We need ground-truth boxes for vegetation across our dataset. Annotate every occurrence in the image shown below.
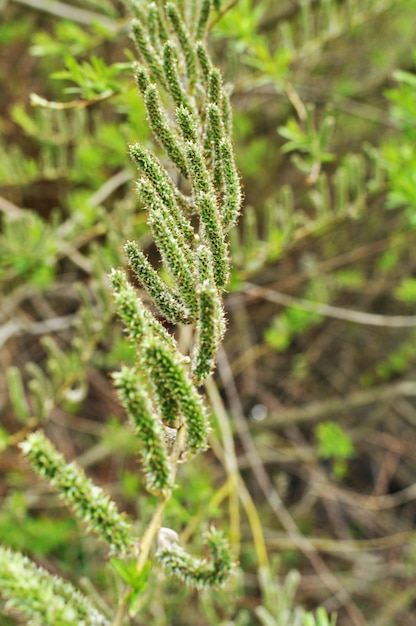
[1,0,416,624]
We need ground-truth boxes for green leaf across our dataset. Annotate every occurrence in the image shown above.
[127,561,152,616]
[110,559,152,616]
[394,277,416,303]
[110,558,137,585]
[315,422,355,461]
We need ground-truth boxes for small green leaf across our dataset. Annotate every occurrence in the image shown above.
[395,277,416,303]
[316,422,355,461]
[127,561,152,616]
[7,366,30,422]
[127,587,143,617]
[110,558,137,585]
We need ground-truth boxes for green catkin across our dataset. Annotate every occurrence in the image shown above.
[131,19,167,88]
[127,0,145,20]
[124,240,191,324]
[196,40,212,86]
[113,366,173,494]
[197,191,230,288]
[137,177,195,264]
[20,431,133,556]
[220,138,242,230]
[163,41,191,111]
[196,0,211,40]
[183,140,229,287]
[129,143,192,223]
[0,546,109,626]
[176,104,198,143]
[148,208,198,314]
[111,268,177,350]
[135,64,151,96]
[144,340,187,428]
[111,268,149,343]
[157,528,232,589]
[185,139,213,194]
[191,246,225,385]
[146,0,169,42]
[175,0,186,20]
[166,2,198,88]
[192,280,225,384]
[147,3,164,52]
[208,67,222,104]
[207,103,224,191]
[187,0,200,38]
[156,8,169,42]
[144,84,188,177]
[144,339,208,452]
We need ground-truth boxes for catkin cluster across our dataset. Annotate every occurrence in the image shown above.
[1,4,240,622]
[112,0,242,494]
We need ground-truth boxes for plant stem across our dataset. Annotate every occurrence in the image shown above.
[136,497,170,571]
[137,427,187,571]
[111,427,187,625]
[205,376,269,568]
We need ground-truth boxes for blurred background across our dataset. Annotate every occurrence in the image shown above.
[1,1,416,624]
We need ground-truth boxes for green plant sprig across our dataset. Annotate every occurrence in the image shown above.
[112,0,239,593]
[2,2,241,623]
[0,546,109,626]
[20,431,133,556]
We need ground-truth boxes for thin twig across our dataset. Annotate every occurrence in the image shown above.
[11,0,117,30]
[0,315,77,349]
[205,377,269,568]
[265,529,416,553]
[0,195,22,218]
[243,282,416,328]
[88,169,133,208]
[262,380,416,427]
[30,91,117,110]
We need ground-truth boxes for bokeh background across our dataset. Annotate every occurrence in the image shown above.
[2,1,416,624]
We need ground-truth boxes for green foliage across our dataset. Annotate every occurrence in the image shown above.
[316,422,355,460]
[303,608,337,626]
[20,431,134,556]
[278,107,335,182]
[49,55,131,99]
[315,422,355,479]
[265,307,322,352]
[255,565,336,626]
[383,50,416,226]
[110,558,152,615]
[31,21,101,58]
[395,277,416,303]
[6,367,31,422]
[0,211,58,286]
[372,334,416,382]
